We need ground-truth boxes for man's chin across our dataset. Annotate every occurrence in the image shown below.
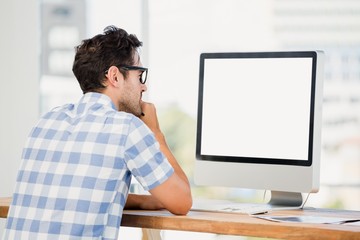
[133,111,142,118]
[125,109,142,118]
[118,104,142,117]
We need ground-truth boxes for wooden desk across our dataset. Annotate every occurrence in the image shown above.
[0,197,10,219]
[1,197,360,239]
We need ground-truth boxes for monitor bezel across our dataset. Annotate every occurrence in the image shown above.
[196,51,319,167]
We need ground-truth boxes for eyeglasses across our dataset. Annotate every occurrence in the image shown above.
[105,65,148,84]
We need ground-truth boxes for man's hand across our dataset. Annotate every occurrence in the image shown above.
[139,101,161,136]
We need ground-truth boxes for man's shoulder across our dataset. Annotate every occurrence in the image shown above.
[38,102,146,133]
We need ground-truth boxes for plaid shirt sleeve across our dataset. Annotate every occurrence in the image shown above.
[124,116,174,191]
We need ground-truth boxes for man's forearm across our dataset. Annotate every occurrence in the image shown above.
[139,102,191,187]
[155,132,190,187]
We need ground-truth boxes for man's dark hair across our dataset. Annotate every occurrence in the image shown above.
[72,25,143,93]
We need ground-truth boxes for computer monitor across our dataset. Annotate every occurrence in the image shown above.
[195,51,324,207]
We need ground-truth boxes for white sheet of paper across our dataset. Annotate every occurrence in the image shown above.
[256,215,360,224]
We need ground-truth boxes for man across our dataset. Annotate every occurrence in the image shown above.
[3,25,192,239]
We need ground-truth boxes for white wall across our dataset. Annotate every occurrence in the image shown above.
[0,0,39,235]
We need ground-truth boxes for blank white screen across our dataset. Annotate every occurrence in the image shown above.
[201,57,313,160]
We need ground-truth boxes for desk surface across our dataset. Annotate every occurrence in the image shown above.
[1,197,360,240]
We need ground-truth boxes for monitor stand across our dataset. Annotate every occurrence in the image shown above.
[268,191,303,207]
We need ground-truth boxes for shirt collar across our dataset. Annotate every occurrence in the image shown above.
[81,92,117,111]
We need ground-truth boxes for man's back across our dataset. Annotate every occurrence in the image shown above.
[3,92,173,239]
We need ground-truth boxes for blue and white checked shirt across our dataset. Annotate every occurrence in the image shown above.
[3,92,174,240]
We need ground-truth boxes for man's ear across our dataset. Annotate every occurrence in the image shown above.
[106,66,123,87]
